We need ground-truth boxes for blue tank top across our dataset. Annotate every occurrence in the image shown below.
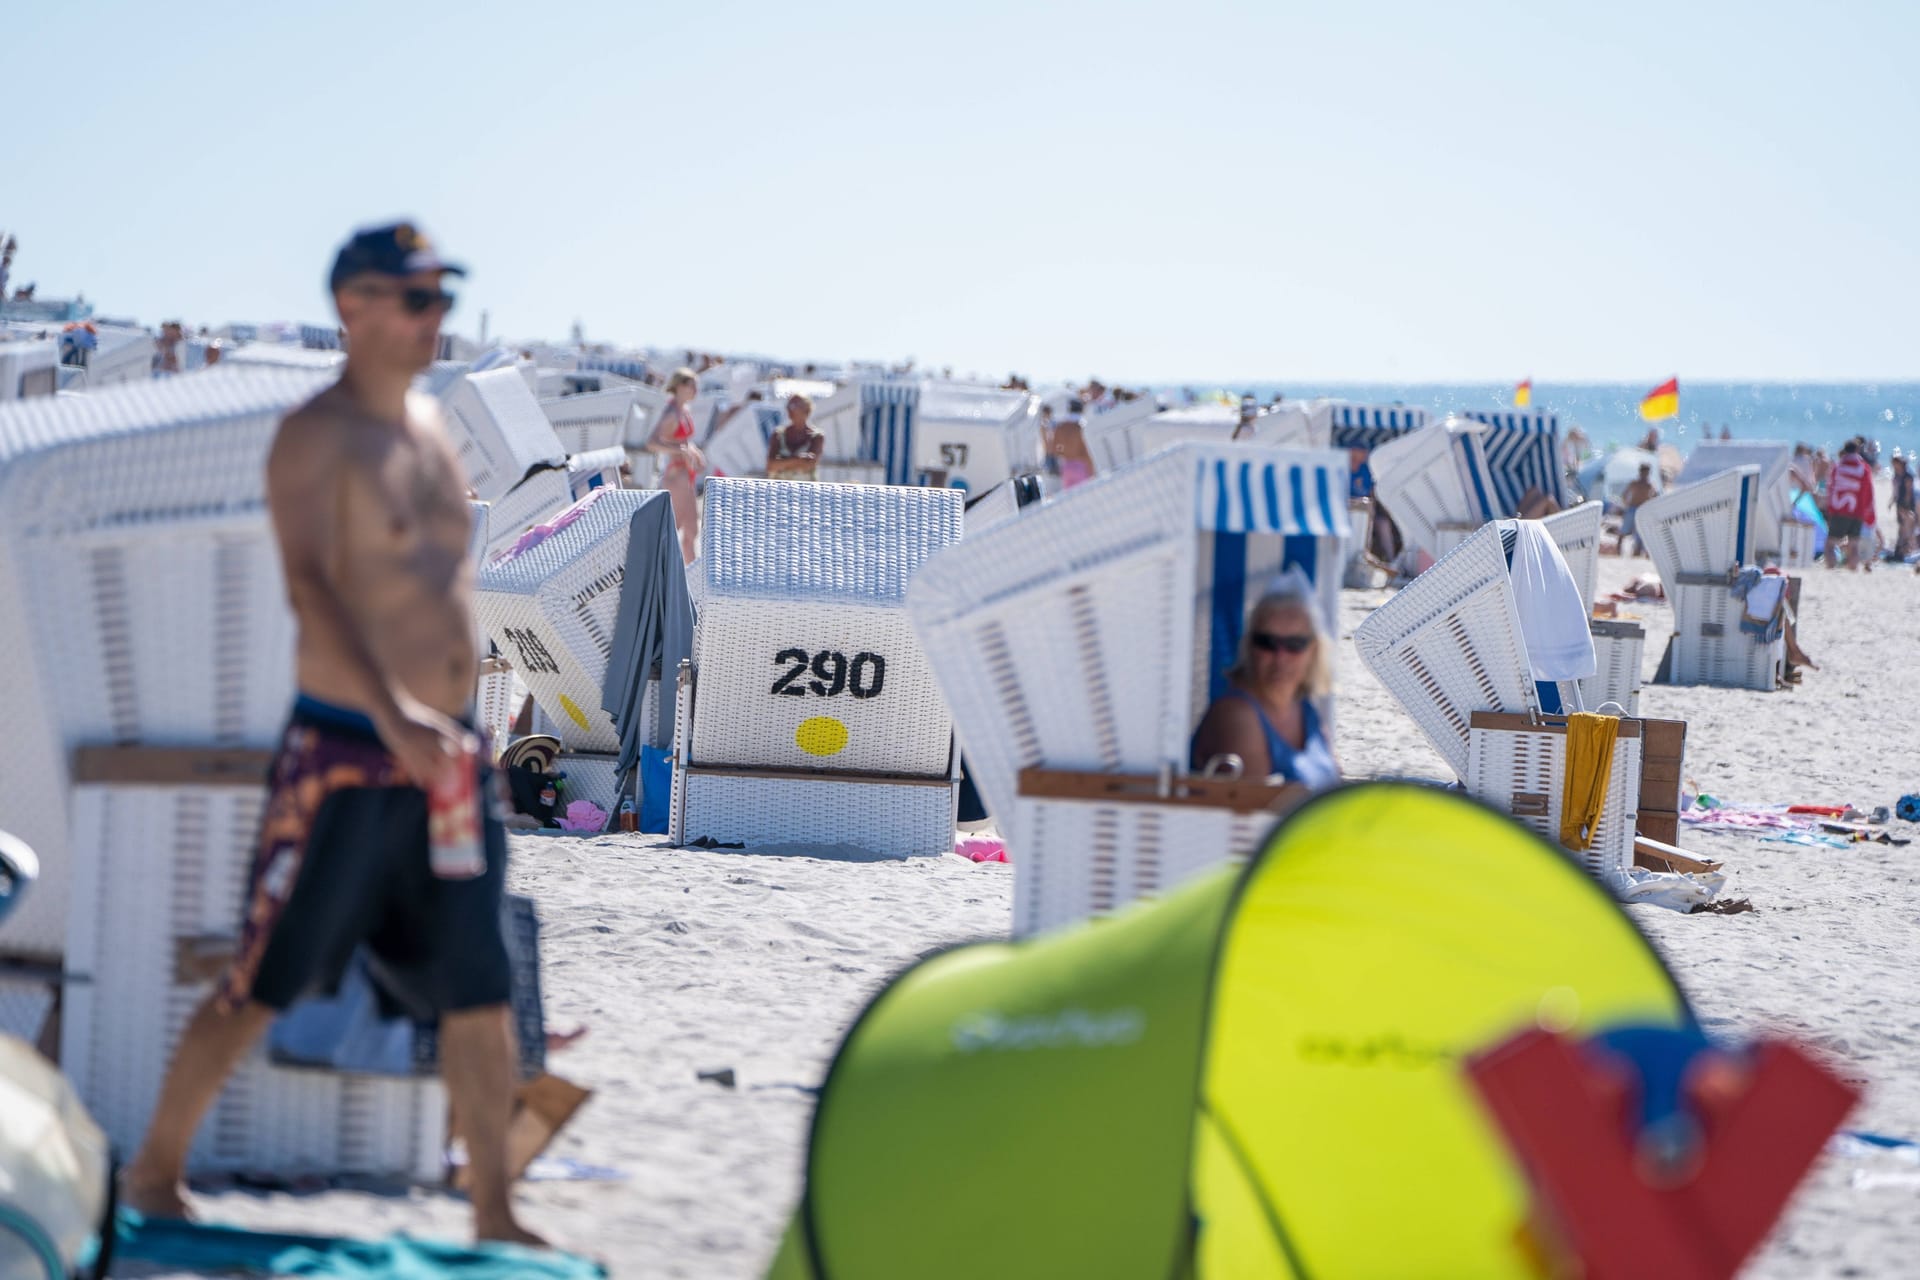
[1195,693,1340,789]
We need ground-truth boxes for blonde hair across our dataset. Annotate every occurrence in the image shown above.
[666,367,697,394]
[1227,590,1332,699]
[787,391,814,411]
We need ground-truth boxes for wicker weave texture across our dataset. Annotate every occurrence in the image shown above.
[477,491,661,754]
[539,387,633,455]
[679,771,955,857]
[480,470,574,561]
[1009,797,1271,938]
[696,479,964,605]
[442,367,565,503]
[1779,521,1816,569]
[689,600,952,777]
[1638,468,1756,584]
[0,372,330,962]
[1368,424,1477,560]
[1543,501,1605,606]
[1669,583,1783,690]
[1353,525,1538,781]
[62,783,445,1178]
[557,752,623,824]
[1466,725,1642,885]
[1580,627,1646,716]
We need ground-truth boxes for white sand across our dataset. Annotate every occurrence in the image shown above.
[151,557,1920,1277]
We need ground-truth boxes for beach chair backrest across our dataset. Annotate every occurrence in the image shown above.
[1367,418,1496,560]
[442,365,567,503]
[0,367,334,960]
[1540,500,1604,607]
[1635,465,1763,585]
[1317,400,1431,452]
[1462,409,1567,515]
[476,489,669,754]
[909,383,1044,493]
[480,468,574,561]
[1352,521,1539,780]
[538,386,634,456]
[908,443,1348,827]
[689,479,963,779]
[1675,440,1796,545]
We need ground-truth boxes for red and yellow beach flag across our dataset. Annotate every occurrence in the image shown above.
[1514,379,1532,408]
[1640,377,1679,422]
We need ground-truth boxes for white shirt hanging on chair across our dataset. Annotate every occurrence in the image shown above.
[1505,520,1597,682]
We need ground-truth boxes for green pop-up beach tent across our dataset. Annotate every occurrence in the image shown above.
[769,783,1692,1279]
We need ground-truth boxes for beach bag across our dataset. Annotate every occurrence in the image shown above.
[269,895,546,1081]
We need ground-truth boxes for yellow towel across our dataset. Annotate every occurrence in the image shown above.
[1560,712,1620,851]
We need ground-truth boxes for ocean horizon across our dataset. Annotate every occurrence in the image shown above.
[1160,381,1920,456]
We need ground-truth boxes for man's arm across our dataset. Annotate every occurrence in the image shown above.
[267,408,466,781]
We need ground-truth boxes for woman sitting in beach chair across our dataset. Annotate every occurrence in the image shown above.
[1189,586,1340,787]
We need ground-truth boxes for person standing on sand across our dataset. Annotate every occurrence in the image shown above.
[1618,463,1656,557]
[121,223,543,1248]
[1824,439,1875,571]
[648,367,706,563]
[1890,453,1916,558]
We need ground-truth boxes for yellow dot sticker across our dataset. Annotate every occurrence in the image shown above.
[795,716,849,757]
[558,694,592,732]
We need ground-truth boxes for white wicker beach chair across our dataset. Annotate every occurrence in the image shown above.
[1355,522,1642,882]
[0,340,60,401]
[566,446,627,499]
[962,473,1046,535]
[62,765,444,1179]
[0,368,331,963]
[1466,713,1643,886]
[1078,397,1166,474]
[1541,501,1646,715]
[700,402,786,480]
[1352,521,1540,780]
[475,489,672,755]
[1460,409,1571,516]
[441,366,567,503]
[539,386,634,456]
[1366,417,1497,563]
[1674,440,1798,560]
[670,479,964,856]
[480,468,574,561]
[1635,466,1783,690]
[908,444,1349,932]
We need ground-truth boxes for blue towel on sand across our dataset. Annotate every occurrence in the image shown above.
[114,1212,606,1278]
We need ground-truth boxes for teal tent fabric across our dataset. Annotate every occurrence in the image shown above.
[114,1212,606,1278]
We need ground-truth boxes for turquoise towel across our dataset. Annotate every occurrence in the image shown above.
[114,1212,606,1279]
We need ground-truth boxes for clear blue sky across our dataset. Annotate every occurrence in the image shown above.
[9,1,1917,383]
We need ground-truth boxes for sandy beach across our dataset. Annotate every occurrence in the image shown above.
[130,554,1920,1278]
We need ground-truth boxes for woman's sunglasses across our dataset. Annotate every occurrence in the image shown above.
[1250,631,1314,655]
[352,282,457,315]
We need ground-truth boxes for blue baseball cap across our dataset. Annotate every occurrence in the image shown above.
[328,221,466,292]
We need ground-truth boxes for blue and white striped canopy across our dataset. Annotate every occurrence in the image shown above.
[858,381,920,486]
[1197,455,1346,537]
[1328,403,1431,451]
[1461,410,1566,516]
[577,356,650,382]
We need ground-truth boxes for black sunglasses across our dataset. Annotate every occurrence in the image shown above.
[1250,630,1314,655]
[352,282,457,315]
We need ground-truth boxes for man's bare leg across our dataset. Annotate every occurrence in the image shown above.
[121,996,276,1217]
[441,1004,544,1245]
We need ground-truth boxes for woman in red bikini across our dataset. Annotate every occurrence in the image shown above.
[648,367,705,563]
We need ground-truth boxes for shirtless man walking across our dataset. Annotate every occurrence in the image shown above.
[122,223,540,1246]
